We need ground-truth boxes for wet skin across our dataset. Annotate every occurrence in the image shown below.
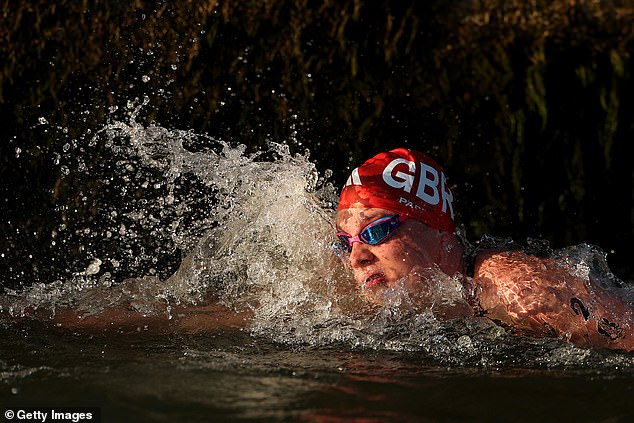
[31,295,253,334]
[335,207,445,292]
[337,208,634,350]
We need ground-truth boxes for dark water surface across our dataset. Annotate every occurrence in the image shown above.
[2,322,633,422]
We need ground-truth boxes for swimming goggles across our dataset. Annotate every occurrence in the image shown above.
[335,215,408,253]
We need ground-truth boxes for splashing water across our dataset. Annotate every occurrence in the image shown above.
[2,107,634,368]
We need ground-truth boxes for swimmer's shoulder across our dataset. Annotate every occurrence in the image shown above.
[471,248,634,351]
[473,249,548,281]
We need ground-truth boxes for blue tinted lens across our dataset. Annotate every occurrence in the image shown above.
[360,216,397,245]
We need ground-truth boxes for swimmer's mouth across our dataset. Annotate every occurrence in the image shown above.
[363,273,386,287]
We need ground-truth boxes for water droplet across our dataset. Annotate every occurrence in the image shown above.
[141,75,150,83]
[84,258,102,275]
[38,116,48,125]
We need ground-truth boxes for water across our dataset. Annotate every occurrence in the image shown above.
[2,108,634,421]
[3,323,634,422]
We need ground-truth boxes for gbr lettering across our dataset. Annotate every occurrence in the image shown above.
[382,158,455,219]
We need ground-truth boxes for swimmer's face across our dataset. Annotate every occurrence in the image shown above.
[336,207,444,297]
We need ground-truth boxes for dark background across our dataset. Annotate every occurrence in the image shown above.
[1,0,633,288]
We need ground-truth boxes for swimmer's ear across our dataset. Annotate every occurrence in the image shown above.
[437,231,450,258]
[439,231,454,251]
[438,231,464,274]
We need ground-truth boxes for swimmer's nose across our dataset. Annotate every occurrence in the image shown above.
[349,242,375,268]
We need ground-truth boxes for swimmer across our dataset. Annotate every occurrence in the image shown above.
[19,148,633,351]
[335,148,634,351]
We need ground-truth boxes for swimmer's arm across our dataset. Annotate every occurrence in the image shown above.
[45,301,253,334]
[473,250,634,350]
[170,302,254,333]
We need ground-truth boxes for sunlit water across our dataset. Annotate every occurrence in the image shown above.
[2,104,634,421]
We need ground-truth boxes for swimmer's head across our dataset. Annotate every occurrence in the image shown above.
[335,149,464,303]
[337,148,456,233]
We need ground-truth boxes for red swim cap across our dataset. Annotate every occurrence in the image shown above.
[338,148,456,233]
